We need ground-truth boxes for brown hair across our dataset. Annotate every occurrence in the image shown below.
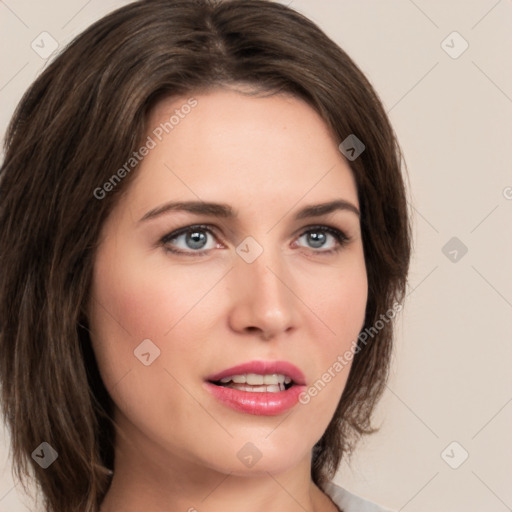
[0,0,410,510]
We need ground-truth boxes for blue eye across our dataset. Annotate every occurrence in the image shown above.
[161,225,218,255]
[160,224,348,257]
[295,226,348,253]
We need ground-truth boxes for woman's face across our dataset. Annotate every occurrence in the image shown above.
[89,88,367,478]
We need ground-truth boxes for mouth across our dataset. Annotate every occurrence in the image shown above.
[204,360,307,416]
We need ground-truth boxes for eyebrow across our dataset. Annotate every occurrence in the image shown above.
[139,199,360,222]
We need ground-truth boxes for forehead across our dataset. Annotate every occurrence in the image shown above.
[125,88,359,217]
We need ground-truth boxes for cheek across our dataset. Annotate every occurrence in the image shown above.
[315,253,368,345]
[87,240,227,391]
[296,265,367,428]
[87,245,207,432]
[305,252,368,394]
[90,243,216,342]
[87,240,174,388]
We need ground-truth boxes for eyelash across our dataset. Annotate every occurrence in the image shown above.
[160,224,350,257]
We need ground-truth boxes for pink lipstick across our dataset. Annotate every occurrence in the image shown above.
[204,360,306,416]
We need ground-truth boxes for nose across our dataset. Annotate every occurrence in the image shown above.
[227,247,300,340]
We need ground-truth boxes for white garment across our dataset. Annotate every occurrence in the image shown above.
[323,482,394,512]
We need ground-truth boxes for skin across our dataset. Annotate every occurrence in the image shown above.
[89,87,368,512]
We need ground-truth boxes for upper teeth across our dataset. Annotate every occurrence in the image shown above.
[219,373,292,385]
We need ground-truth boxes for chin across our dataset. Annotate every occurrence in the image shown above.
[193,432,313,477]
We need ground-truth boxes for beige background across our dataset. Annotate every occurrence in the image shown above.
[1,1,511,511]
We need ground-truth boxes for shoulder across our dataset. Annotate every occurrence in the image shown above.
[322,481,395,512]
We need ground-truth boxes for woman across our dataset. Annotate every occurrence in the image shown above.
[0,1,410,511]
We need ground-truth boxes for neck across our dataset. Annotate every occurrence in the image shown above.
[99,424,337,512]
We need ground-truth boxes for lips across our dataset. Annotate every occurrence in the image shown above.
[204,360,307,416]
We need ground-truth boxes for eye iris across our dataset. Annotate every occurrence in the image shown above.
[186,230,207,249]
[307,231,326,248]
